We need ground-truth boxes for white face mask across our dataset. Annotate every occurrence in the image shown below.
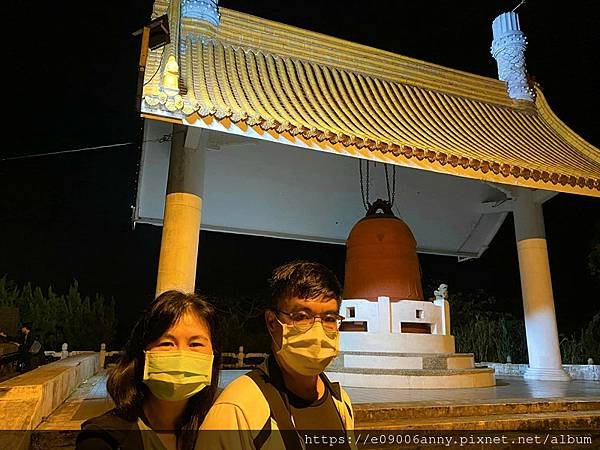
[273,319,339,376]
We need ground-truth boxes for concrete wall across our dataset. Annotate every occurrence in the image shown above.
[479,362,600,381]
[391,300,444,334]
[342,299,380,332]
[340,297,456,353]
[0,353,100,450]
[341,297,448,336]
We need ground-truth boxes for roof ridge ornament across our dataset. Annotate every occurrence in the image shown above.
[491,10,535,101]
[162,55,180,95]
[182,0,220,27]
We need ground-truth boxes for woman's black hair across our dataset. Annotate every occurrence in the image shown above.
[107,290,220,450]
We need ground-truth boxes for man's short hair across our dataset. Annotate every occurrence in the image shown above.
[269,260,342,310]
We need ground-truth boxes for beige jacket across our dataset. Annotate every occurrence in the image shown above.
[197,358,356,450]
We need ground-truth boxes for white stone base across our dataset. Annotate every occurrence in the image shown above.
[447,355,475,369]
[341,332,455,353]
[344,354,422,369]
[337,352,474,370]
[327,351,495,389]
[523,366,572,381]
[326,369,496,389]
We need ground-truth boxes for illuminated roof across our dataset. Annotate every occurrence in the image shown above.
[142,1,600,197]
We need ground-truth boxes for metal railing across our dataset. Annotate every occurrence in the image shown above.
[45,343,268,369]
[221,346,269,369]
[44,343,121,367]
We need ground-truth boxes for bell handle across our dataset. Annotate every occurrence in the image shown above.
[366,199,394,216]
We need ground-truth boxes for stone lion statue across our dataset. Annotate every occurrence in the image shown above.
[434,284,448,301]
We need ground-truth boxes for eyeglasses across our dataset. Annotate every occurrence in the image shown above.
[276,310,344,333]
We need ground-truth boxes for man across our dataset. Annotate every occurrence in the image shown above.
[17,322,34,372]
[199,261,355,450]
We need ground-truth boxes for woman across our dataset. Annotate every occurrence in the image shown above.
[77,291,220,450]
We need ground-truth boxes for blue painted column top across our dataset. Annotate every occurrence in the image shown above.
[491,11,534,101]
[182,0,220,27]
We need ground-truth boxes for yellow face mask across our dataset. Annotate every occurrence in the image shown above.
[274,320,339,376]
[142,350,213,401]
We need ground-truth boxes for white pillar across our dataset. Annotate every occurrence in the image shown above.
[61,343,69,360]
[237,346,244,369]
[513,189,570,381]
[156,125,206,297]
[377,296,391,333]
[433,299,451,335]
[99,343,106,368]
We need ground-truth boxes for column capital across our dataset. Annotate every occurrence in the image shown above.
[513,188,546,241]
[488,184,559,204]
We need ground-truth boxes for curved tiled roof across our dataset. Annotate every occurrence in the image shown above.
[142,1,600,197]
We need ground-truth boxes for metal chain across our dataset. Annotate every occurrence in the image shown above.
[359,159,366,210]
[359,159,371,211]
[366,161,370,208]
[392,164,396,206]
[384,164,397,207]
[361,160,397,210]
[384,164,391,204]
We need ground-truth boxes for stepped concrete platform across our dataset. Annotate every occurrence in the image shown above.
[9,369,600,449]
[0,354,99,450]
[327,351,496,388]
[355,398,600,430]
[330,351,477,370]
[346,373,600,437]
[35,371,600,425]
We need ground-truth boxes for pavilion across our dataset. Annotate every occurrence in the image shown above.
[135,0,600,382]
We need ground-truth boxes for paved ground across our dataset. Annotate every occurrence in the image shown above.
[222,370,600,403]
[36,370,600,430]
[343,375,600,404]
[36,372,113,431]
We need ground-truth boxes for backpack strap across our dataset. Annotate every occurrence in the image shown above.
[76,429,121,450]
[246,360,304,450]
[251,408,271,450]
[320,372,353,422]
[320,372,342,401]
[77,410,143,450]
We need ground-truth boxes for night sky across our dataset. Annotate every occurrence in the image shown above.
[2,1,598,347]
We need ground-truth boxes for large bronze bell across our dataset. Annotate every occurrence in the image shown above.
[343,199,424,301]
